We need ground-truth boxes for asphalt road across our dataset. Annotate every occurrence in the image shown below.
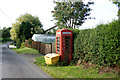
[1,42,53,79]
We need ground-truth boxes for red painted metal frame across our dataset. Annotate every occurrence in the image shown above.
[56,29,73,63]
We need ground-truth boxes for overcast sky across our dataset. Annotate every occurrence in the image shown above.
[0,0,118,30]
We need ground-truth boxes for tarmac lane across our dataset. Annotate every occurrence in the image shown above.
[1,42,53,79]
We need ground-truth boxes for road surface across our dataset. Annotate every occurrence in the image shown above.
[1,42,53,79]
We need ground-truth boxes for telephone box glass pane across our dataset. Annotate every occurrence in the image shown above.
[57,37,60,54]
[62,36,71,61]
[57,37,60,39]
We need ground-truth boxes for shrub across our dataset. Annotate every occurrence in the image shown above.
[20,42,26,49]
[74,20,120,66]
[16,39,22,49]
[28,38,32,45]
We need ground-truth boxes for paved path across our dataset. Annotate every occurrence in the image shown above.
[1,42,53,79]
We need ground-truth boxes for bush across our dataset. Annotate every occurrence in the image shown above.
[74,20,120,67]
[16,39,22,49]
[20,42,25,49]
[28,38,32,45]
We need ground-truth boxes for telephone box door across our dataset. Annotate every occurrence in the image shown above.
[62,36,71,62]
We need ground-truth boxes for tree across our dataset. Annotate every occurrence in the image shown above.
[10,13,43,41]
[52,1,94,29]
[18,21,33,42]
[0,29,2,38]
[10,22,20,40]
[17,13,43,34]
[2,27,11,38]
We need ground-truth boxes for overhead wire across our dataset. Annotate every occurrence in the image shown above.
[0,8,12,23]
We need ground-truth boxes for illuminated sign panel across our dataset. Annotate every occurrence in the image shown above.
[62,32,71,34]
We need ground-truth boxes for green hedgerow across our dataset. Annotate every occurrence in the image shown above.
[74,20,120,67]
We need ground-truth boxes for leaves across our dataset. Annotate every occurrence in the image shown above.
[74,20,120,66]
[52,1,94,29]
[1,27,11,38]
[10,13,43,41]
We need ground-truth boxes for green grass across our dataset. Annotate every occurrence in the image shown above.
[11,47,40,54]
[34,56,119,79]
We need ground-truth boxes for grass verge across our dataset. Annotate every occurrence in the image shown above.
[11,47,40,54]
[34,56,119,79]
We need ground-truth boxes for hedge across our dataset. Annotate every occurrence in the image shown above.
[74,20,120,67]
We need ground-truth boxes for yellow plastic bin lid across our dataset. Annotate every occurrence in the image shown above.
[45,53,60,58]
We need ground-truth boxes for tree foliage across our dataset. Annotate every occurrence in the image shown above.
[17,13,43,34]
[52,1,94,29]
[10,22,20,40]
[18,21,33,42]
[0,29,2,38]
[1,27,11,38]
[10,13,43,48]
[10,13,43,41]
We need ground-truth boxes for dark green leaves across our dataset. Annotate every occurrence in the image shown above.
[74,20,120,66]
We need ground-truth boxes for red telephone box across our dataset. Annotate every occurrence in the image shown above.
[56,29,73,63]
